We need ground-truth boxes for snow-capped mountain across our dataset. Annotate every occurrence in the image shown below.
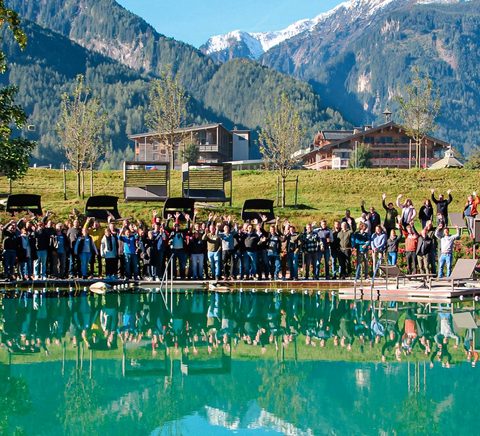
[200,0,468,62]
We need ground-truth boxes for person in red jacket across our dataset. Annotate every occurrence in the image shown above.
[399,221,419,275]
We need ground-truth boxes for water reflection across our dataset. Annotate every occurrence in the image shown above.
[1,289,480,434]
[1,289,478,368]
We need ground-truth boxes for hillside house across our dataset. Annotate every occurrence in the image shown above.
[129,124,251,168]
[302,122,450,170]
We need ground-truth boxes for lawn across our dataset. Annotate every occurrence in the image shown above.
[0,168,476,226]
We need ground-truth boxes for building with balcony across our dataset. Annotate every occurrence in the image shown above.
[129,124,251,168]
[302,122,450,170]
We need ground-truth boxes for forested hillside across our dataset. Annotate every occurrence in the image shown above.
[1,0,349,166]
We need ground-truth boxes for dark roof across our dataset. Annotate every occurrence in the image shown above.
[321,121,450,151]
[128,123,232,140]
[321,130,355,141]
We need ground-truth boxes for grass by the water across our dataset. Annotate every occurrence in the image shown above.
[0,168,476,226]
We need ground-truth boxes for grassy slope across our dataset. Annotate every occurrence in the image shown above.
[0,168,475,225]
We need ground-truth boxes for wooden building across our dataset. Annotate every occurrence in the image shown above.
[302,122,450,170]
[129,124,251,168]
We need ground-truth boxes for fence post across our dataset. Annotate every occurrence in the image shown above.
[294,176,299,208]
[8,178,12,195]
[63,165,67,201]
[81,168,85,200]
[90,163,94,197]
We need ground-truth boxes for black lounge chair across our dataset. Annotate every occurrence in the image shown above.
[6,194,42,215]
[85,195,121,221]
[241,199,275,223]
[162,197,195,221]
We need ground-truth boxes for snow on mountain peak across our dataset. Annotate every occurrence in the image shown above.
[201,0,467,61]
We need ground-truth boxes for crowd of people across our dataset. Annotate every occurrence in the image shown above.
[0,189,476,282]
[1,290,477,367]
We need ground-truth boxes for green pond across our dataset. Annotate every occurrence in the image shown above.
[0,289,478,435]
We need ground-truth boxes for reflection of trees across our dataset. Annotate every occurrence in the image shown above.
[256,363,309,431]
[0,365,31,434]
[397,393,439,435]
[59,370,105,435]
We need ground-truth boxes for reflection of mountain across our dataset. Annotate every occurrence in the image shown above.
[6,360,479,434]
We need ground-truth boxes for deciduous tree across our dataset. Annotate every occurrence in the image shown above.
[146,68,189,179]
[57,75,106,197]
[259,93,304,208]
[397,67,441,169]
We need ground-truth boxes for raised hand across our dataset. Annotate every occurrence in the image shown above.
[382,193,386,200]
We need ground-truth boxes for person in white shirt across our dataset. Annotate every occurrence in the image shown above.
[434,225,460,278]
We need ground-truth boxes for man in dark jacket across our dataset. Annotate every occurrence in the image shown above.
[431,189,453,226]
[382,193,398,236]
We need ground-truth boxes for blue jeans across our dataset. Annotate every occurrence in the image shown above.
[20,259,32,278]
[34,250,48,279]
[388,252,397,265]
[190,253,204,279]
[268,254,281,279]
[287,252,299,279]
[208,251,221,279]
[79,252,92,278]
[243,251,257,278]
[124,253,138,279]
[355,252,369,280]
[439,253,453,278]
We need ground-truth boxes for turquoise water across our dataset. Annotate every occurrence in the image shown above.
[1,290,478,435]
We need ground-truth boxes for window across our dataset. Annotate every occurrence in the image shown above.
[152,153,159,161]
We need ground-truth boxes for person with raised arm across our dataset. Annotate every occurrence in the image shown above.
[431,188,453,226]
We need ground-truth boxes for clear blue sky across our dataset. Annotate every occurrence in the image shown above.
[116,0,343,47]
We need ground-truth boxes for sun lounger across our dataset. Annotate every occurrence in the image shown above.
[428,258,478,291]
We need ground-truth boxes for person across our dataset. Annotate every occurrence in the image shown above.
[86,219,103,277]
[119,226,139,280]
[416,222,434,275]
[400,222,419,275]
[265,222,282,280]
[330,221,341,279]
[381,194,398,237]
[203,224,222,281]
[315,220,333,279]
[435,224,460,278]
[431,189,453,226]
[285,224,301,280]
[396,195,416,228]
[337,221,353,279]
[34,221,50,280]
[243,220,263,280]
[51,223,68,278]
[74,227,98,279]
[352,222,370,280]
[189,230,206,279]
[67,219,81,278]
[464,192,480,237]
[168,219,188,279]
[419,199,434,229]
[386,229,400,266]
[341,209,356,232]
[302,223,319,280]
[2,221,18,280]
[219,223,236,280]
[17,226,35,280]
[361,201,381,230]
[100,227,118,280]
[370,225,386,277]
[152,222,168,279]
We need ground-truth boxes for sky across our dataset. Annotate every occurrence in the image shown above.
[116,0,344,47]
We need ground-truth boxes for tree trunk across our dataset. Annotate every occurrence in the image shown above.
[90,163,94,196]
[281,176,286,208]
[76,170,81,198]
